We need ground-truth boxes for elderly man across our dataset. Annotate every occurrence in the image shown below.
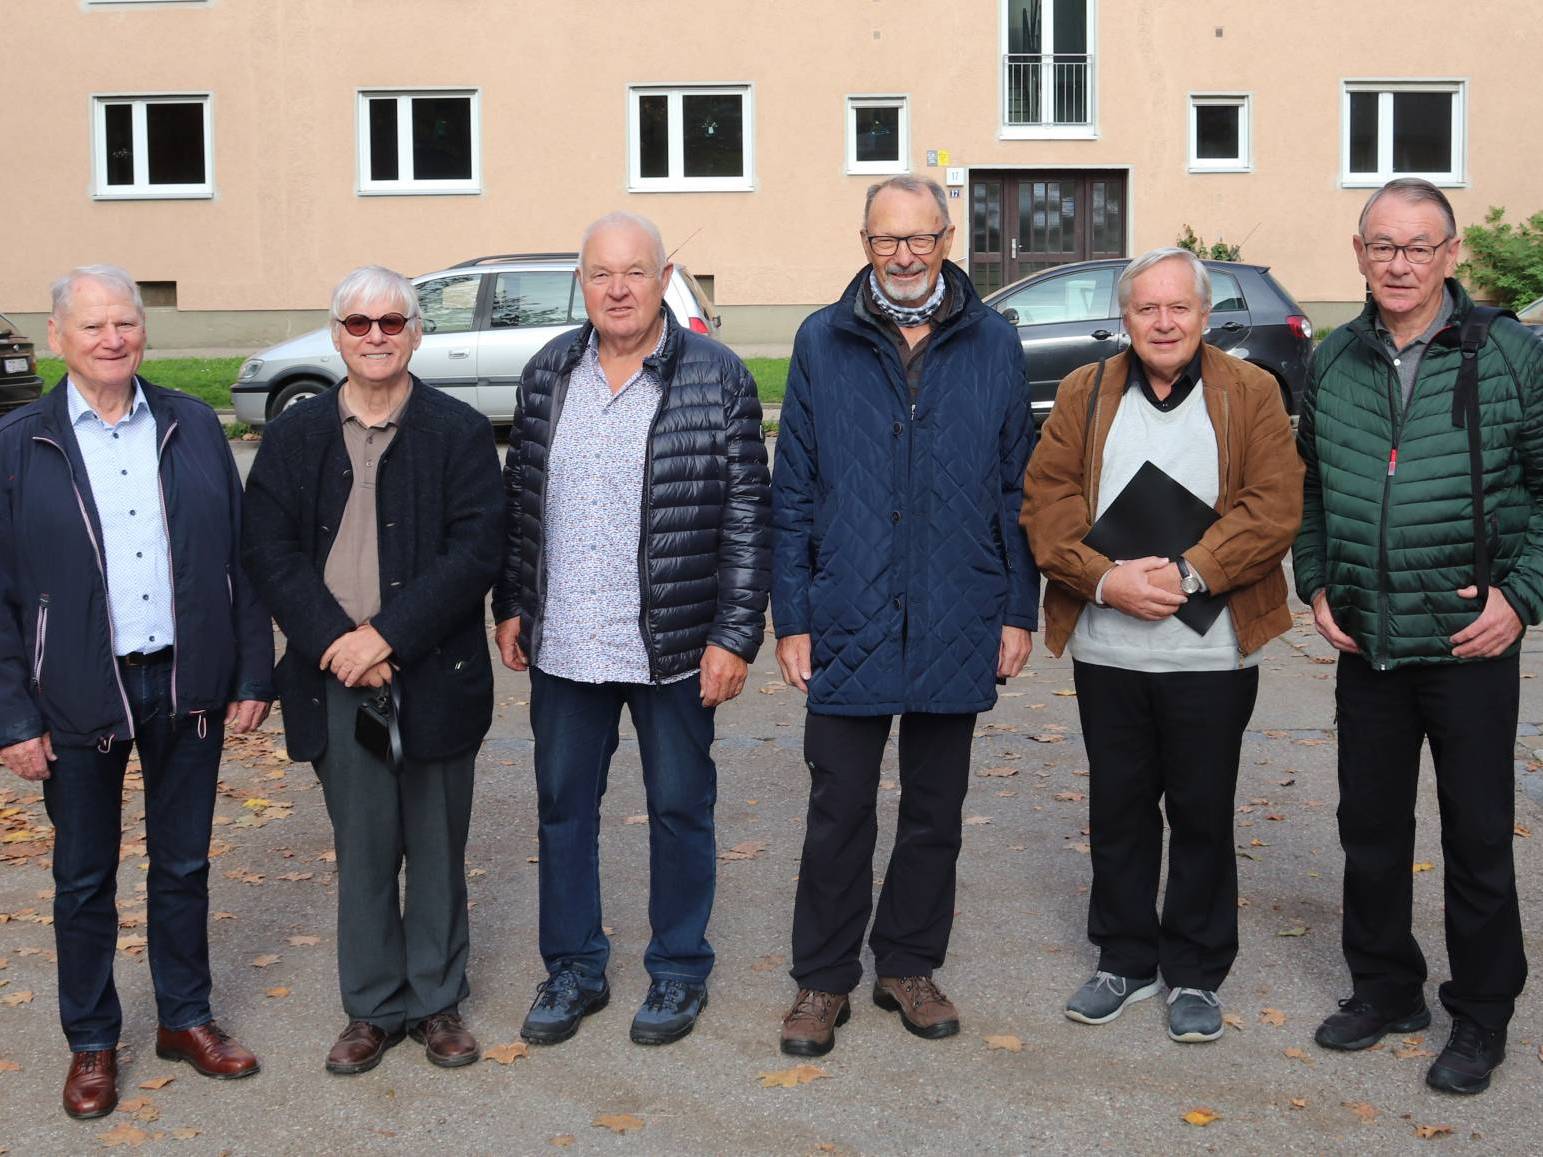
[1023,247,1302,1044]
[0,266,273,1117]
[242,266,503,1075]
[771,175,1037,1057]
[1295,179,1543,1094]
[492,212,769,1047]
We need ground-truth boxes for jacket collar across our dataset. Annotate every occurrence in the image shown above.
[1349,277,1473,344]
[829,260,986,346]
[557,306,684,385]
[41,373,175,443]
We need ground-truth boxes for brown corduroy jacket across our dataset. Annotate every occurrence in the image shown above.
[1020,345,1304,659]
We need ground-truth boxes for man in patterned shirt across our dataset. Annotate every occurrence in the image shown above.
[493,212,770,1047]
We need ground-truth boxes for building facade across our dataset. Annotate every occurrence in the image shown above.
[5,0,1540,346]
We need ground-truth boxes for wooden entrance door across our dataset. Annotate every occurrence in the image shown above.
[968,170,1127,296]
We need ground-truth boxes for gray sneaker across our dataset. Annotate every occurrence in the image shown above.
[1065,971,1162,1025]
[1167,987,1223,1042]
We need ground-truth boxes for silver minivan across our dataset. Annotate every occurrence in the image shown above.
[230,253,721,426]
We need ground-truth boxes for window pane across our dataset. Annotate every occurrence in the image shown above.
[1195,104,1240,160]
[638,95,669,178]
[1008,0,1042,54]
[490,272,573,329]
[1053,0,1087,54]
[369,98,399,182]
[1348,91,1378,174]
[854,105,900,163]
[145,102,204,185]
[1392,91,1452,173]
[411,97,472,181]
[1210,271,1246,312]
[998,268,1114,324]
[105,104,134,186]
[681,94,743,178]
[415,274,480,335]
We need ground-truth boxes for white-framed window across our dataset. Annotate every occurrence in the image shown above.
[1341,81,1465,187]
[1188,94,1250,172]
[1000,0,1097,139]
[628,85,753,192]
[357,90,481,195]
[92,94,212,199]
[846,96,909,175]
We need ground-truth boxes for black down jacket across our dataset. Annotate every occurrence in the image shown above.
[491,309,771,678]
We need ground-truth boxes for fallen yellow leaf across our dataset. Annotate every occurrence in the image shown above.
[1283,1047,1312,1064]
[0,1059,21,1072]
[98,1121,150,1148]
[1344,1100,1378,1123]
[0,991,33,1007]
[593,1113,645,1133]
[984,1034,1023,1052]
[550,1137,575,1149]
[759,1064,829,1088]
[136,1076,173,1090]
[286,935,320,947]
[1414,1124,1453,1139]
[1289,1097,1308,1110]
[1222,1012,1245,1032]
[170,1128,200,1141]
[1182,1108,1220,1127]
[265,987,291,999]
[484,1042,529,1065]
[251,954,281,968]
[1259,1008,1286,1026]
[1413,862,1435,873]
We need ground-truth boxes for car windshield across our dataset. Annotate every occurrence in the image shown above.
[1519,297,1543,324]
[0,312,13,337]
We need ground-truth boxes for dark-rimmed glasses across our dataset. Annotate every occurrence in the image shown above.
[1360,237,1452,265]
[863,230,948,257]
[336,312,411,336]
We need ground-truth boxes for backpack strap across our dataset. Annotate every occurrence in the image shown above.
[1450,305,1516,601]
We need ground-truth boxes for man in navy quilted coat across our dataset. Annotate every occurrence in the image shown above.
[772,176,1038,1056]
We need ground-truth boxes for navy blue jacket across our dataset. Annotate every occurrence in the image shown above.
[492,310,771,677]
[0,379,274,749]
[241,377,503,763]
[771,263,1039,715]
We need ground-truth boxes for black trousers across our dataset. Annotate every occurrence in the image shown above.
[1335,652,1527,1031]
[1074,660,1259,990]
[790,711,977,994]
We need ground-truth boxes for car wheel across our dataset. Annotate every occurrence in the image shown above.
[269,378,328,417]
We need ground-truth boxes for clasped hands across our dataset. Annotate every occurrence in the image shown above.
[320,623,394,687]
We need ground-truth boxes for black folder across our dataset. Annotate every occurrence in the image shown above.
[1082,460,1228,635]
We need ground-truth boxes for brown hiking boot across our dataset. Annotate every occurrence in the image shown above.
[780,989,851,1057]
[873,975,960,1039]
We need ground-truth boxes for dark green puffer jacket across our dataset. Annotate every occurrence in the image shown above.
[1293,280,1543,669]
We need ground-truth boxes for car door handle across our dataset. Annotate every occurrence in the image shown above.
[449,348,471,359]
[1221,321,1244,331]
[1091,329,1114,340]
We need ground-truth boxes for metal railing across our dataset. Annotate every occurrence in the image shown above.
[1003,54,1092,126]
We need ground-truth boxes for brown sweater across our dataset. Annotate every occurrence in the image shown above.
[1020,345,1304,658]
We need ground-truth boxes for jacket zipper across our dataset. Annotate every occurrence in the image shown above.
[156,420,181,716]
[33,436,136,739]
[530,346,582,663]
[32,595,49,688]
[636,376,668,682]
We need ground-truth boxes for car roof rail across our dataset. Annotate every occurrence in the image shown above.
[447,252,580,268]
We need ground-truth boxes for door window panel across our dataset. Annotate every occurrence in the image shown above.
[490,272,576,330]
[415,275,481,335]
[997,268,1116,325]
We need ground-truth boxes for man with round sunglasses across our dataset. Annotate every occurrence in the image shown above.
[242,266,504,1076]
[1295,178,1543,1094]
[771,176,1037,1055]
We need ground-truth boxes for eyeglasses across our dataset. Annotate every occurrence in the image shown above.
[336,313,411,336]
[1360,237,1452,265]
[863,230,948,257]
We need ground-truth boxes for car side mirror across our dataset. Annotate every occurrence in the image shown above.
[999,308,1020,326]
[421,316,438,334]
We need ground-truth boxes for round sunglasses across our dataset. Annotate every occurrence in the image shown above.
[335,312,412,337]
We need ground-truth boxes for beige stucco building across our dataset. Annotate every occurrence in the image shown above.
[5,0,1541,346]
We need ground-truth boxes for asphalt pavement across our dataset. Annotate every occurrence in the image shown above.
[4,606,1543,1155]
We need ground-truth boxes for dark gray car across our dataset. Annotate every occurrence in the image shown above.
[982,258,1314,420]
[0,312,44,416]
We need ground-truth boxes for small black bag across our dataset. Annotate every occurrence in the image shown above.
[354,677,404,774]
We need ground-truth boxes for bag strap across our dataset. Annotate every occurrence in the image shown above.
[1084,357,1107,432]
[1450,305,1515,601]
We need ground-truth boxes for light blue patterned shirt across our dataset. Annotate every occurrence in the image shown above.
[67,378,176,655]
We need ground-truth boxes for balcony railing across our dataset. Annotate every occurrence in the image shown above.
[1004,53,1092,127]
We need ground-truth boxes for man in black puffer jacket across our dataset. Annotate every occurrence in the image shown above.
[493,212,770,1049]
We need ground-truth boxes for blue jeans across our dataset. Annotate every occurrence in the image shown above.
[43,658,223,1051]
[529,668,717,985]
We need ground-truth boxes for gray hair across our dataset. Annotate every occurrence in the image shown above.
[579,211,668,273]
[329,265,421,337]
[863,176,951,231]
[1358,177,1457,239]
[1116,248,1212,312]
[50,264,144,321]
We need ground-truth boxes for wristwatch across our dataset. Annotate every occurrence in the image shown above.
[1176,557,1202,595]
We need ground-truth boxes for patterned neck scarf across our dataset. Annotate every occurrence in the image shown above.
[867,270,947,328]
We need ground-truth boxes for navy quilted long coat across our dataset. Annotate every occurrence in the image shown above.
[771,263,1039,715]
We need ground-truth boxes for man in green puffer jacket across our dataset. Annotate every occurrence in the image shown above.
[1294,178,1543,1096]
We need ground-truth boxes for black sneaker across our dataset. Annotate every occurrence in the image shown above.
[1313,995,1430,1051]
[629,979,708,1046]
[1426,1018,1506,1095]
[520,969,610,1045]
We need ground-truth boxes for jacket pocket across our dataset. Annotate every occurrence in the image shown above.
[32,595,49,689]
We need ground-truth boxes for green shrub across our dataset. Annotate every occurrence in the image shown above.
[1458,207,1543,310]
[1177,224,1242,263]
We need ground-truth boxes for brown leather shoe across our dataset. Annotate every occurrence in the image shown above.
[155,1020,260,1079]
[780,989,851,1057]
[873,975,960,1039]
[325,1020,406,1075]
[63,1049,118,1119]
[408,1011,481,1068]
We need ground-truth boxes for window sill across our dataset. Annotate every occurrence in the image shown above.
[846,164,910,176]
[1340,175,1466,189]
[1188,164,1253,174]
[999,125,1098,141]
[627,181,756,194]
[356,186,483,197]
[92,188,213,200]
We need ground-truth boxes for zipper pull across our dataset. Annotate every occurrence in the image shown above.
[910,403,916,420]
[1387,447,1399,476]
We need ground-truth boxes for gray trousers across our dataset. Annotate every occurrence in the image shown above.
[314,680,476,1033]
